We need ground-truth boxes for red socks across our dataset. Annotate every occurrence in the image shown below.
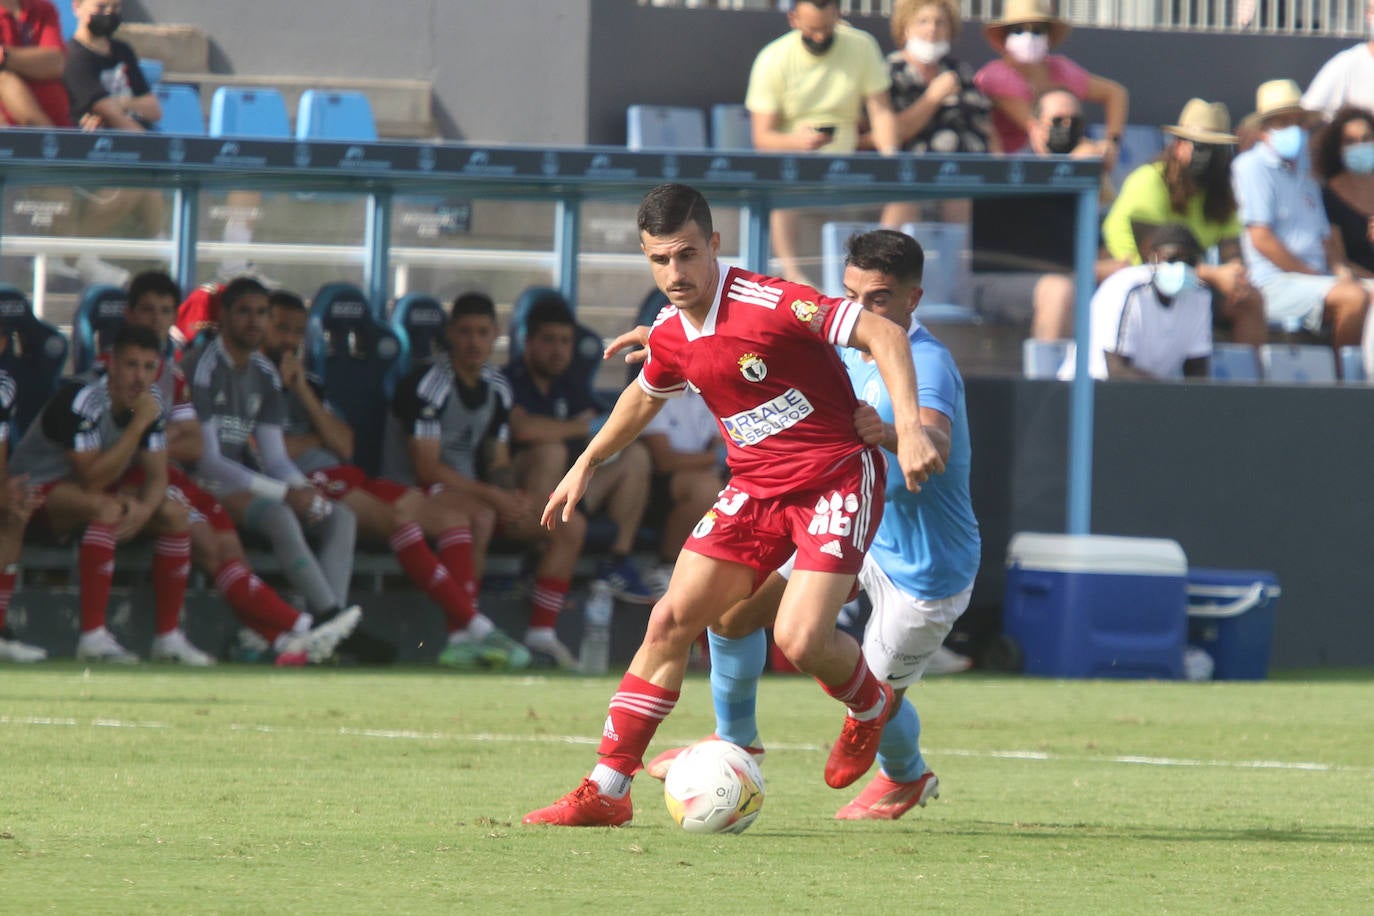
[391,522,475,632]
[436,526,478,609]
[152,533,191,636]
[0,565,14,629]
[597,672,680,775]
[819,653,884,715]
[78,523,117,633]
[214,560,301,641]
[530,576,570,630]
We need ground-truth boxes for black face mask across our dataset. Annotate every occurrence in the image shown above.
[1046,117,1084,154]
[1186,143,1232,185]
[88,12,122,38]
[801,33,836,55]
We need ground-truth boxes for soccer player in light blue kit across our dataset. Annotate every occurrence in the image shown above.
[643,228,981,819]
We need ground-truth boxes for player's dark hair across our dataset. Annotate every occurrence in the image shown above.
[450,292,496,322]
[126,270,180,311]
[111,321,162,356]
[637,183,714,239]
[524,291,575,337]
[268,290,306,313]
[846,229,925,287]
[221,277,270,314]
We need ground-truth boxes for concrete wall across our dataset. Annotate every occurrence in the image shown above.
[124,0,593,143]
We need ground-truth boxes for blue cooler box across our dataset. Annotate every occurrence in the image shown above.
[1186,568,1281,680]
[1004,533,1188,679]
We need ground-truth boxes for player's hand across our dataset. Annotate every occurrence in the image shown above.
[495,489,533,529]
[897,424,945,493]
[114,498,154,542]
[2,474,39,524]
[278,350,305,391]
[604,326,651,364]
[131,390,161,429]
[541,463,593,530]
[926,70,961,101]
[285,486,321,520]
[797,126,831,151]
[852,403,885,446]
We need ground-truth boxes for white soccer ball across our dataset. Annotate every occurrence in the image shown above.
[663,739,765,835]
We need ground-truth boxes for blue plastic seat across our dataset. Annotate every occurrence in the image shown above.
[1209,343,1260,382]
[1258,343,1336,384]
[71,285,129,373]
[57,3,77,39]
[0,285,70,440]
[710,104,753,151]
[390,293,448,376]
[305,283,404,476]
[139,59,164,89]
[1338,345,1365,383]
[626,105,707,151]
[153,85,206,135]
[209,87,291,139]
[901,221,977,322]
[295,90,378,142]
[1022,339,1073,380]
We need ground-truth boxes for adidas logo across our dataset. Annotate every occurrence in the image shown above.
[602,715,620,743]
[820,540,844,559]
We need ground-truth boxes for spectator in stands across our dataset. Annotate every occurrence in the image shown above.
[8,324,193,663]
[390,293,588,669]
[638,385,724,597]
[263,290,530,670]
[1103,99,1268,347]
[123,272,362,666]
[968,89,1125,340]
[745,0,898,283]
[1061,224,1212,381]
[0,360,44,662]
[1301,0,1374,119]
[879,0,997,228]
[181,278,368,658]
[504,292,659,607]
[1313,107,1374,277]
[974,0,1127,164]
[0,0,70,127]
[1232,79,1371,361]
[62,0,163,287]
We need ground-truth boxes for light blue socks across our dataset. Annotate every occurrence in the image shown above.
[707,629,767,748]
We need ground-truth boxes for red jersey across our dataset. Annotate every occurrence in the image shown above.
[0,0,71,128]
[173,283,224,350]
[638,266,867,498]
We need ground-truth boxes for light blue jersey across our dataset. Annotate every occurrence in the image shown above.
[841,320,980,600]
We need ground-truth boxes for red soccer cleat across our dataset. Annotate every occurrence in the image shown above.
[522,778,634,827]
[824,682,894,789]
[834,770,940,820]
[644,735,767,781]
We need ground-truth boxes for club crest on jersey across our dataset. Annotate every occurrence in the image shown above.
[693,509,718,539]
[790,299,828,333]
[737,353,768,383]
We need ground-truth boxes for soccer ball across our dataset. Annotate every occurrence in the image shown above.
[663,739,765,835]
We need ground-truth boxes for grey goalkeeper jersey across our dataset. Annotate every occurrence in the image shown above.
[386,356,509,484]
[8,372,166,486]
[183,336,287,468]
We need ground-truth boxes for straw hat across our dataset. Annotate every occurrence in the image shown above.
[984,0,1071,52]
[1163,99,1238,145]
[1251,79,1307,123]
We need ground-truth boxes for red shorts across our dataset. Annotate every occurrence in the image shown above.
[307,465,409,504]
[167,466,236,533]
[685,447,886,587]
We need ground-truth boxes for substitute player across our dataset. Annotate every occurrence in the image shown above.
[523,183,942,827]
[643,229,981,820]
[0,363,43,662]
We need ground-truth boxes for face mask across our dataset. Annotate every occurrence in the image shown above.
[1342,141,1374,174]
[801,32,836,56]
[87,12,121,37]
[905,36,950,64]
[1004,31,1050,65]
[1153,261,1197,299]
[1046,117,1084,154]
[1267,124,1307,160]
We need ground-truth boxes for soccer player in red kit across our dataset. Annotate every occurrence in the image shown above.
[524,183,942,827]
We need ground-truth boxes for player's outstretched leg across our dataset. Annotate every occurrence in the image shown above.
[836,696,939,820]
[819,655,893,789]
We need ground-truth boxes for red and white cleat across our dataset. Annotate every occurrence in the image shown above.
[522,778,634,827]
[824,682,894,789]
[835,770,939,820]
[644,735,766,781]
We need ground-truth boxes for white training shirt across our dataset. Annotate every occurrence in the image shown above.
[1059,264,1212,381]
[1302,43,1374,119]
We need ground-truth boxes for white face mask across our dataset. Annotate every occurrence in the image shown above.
[1004,31,1050,64]
[1153,261,1197,299]
[905,36,950,64]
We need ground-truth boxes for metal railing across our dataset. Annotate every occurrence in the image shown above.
[640,0,1373,35]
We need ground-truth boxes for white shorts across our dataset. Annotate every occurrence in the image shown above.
[776,551,972,689]
[1256,271,1336,332]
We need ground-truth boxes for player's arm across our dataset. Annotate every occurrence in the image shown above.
[166,417,203,466]
[871,406,951,467]
[409,435,505,506]
[66,391,161,491]
[196,421,294,501]
[847,310,944,489]
[508,404,594,445]
[291,378,354,461]
[3,44,64,80]
[750,109,829,153]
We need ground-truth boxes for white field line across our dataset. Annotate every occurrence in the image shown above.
[2,715,1370,774]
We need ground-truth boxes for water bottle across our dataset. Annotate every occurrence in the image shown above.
[579,580,614,675]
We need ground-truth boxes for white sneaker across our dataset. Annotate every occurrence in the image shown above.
[150,629,216,666]
[75,253,132,287]
[524,627,577,670]
[276,605,362,664]
[924,645,973,676]
[0,629,47,663]
[75,627,140,664]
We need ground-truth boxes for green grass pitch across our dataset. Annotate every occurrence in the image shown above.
[2,665,1372,914]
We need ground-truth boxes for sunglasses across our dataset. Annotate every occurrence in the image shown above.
[1049,116,1081,126]
[1007,24,1049,35]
